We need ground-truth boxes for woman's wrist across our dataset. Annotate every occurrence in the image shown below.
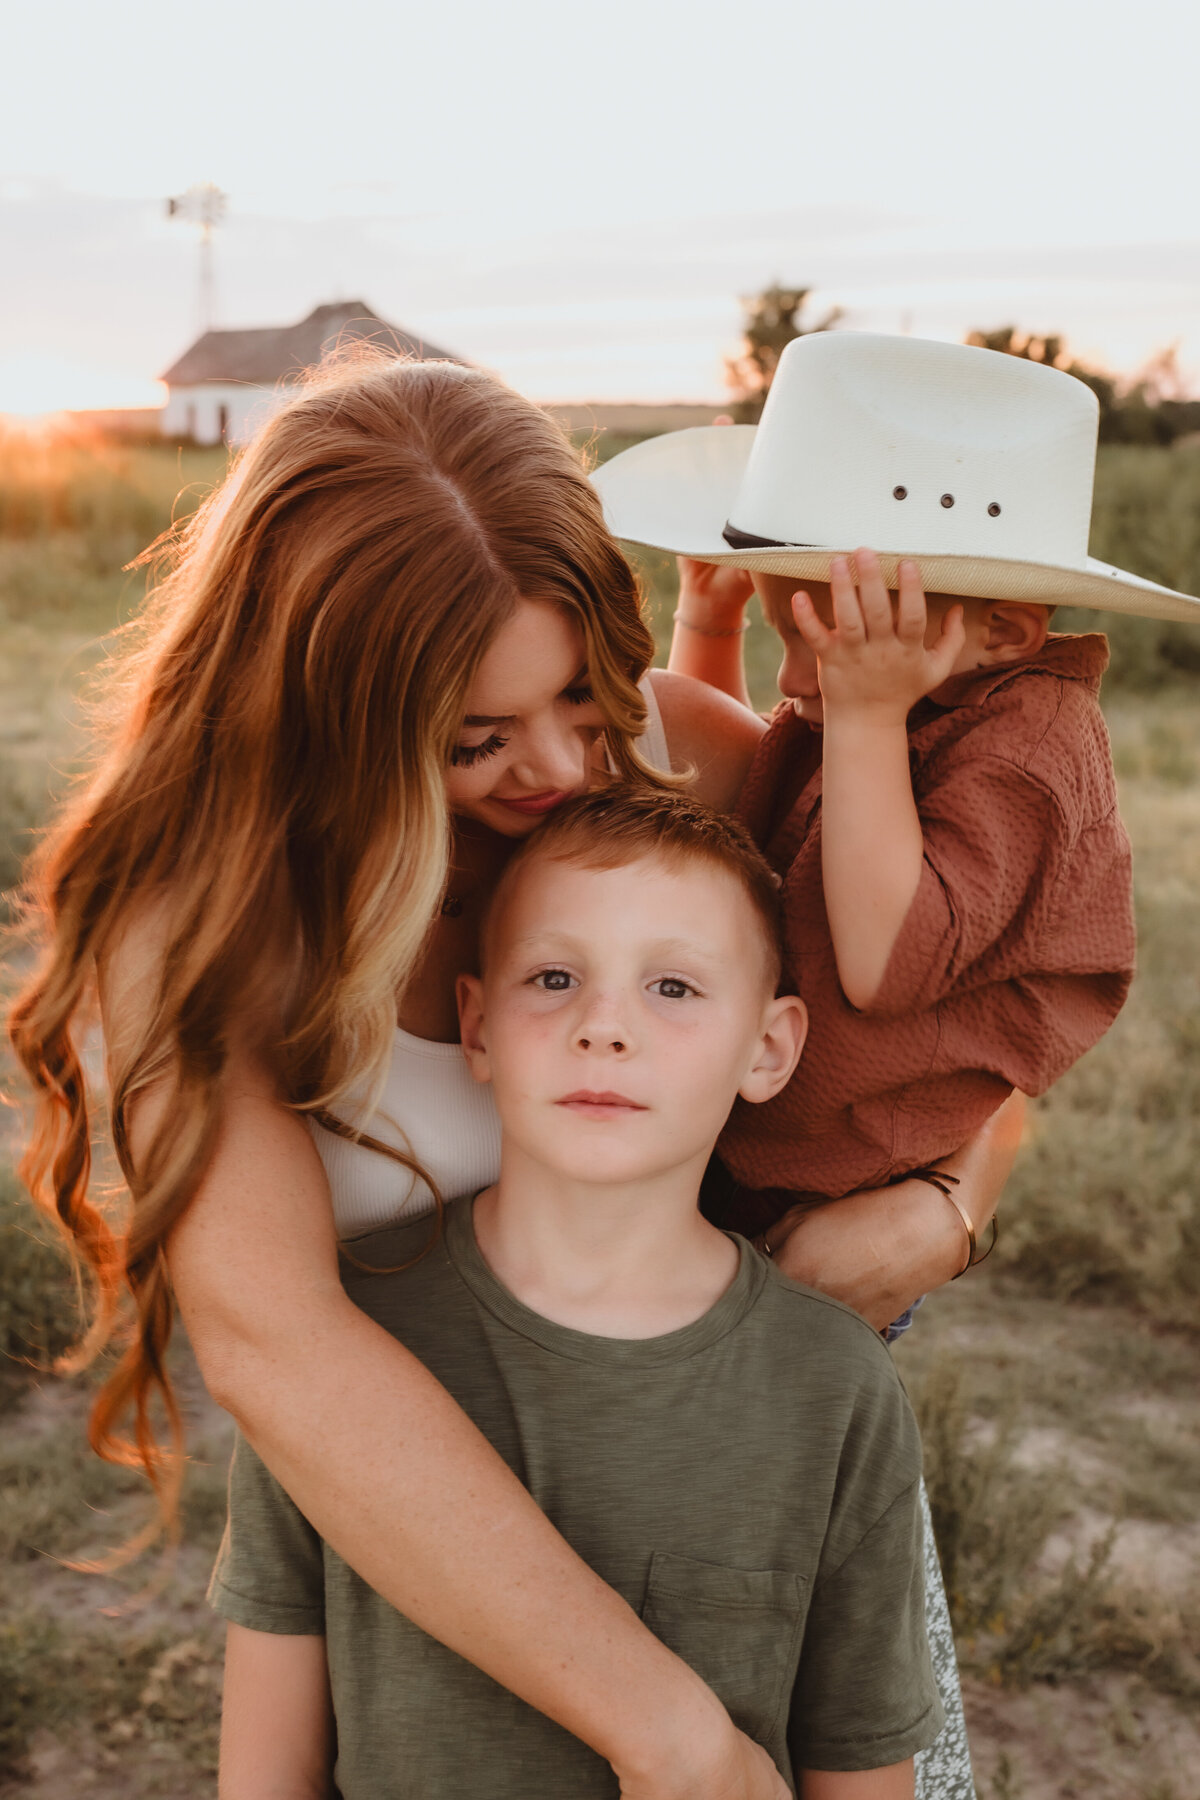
[674,586,750,636]
[606,1663,735,1788]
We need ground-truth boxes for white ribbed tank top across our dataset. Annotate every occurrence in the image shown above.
[312,676,673,1238]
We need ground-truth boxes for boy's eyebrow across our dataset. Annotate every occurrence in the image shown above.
[507,930,726,967]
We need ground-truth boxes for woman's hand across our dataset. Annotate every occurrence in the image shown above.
[619,1717,790,1800]
[765,1092,1025,1329]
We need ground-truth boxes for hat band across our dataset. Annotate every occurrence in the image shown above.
[722,521,802,551]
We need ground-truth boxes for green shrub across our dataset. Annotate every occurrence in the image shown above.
[0,1165,83,1404]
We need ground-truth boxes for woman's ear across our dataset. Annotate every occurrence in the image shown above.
[738,994,807,1105]
[983,602,1050,662]
[456,973,492,1085]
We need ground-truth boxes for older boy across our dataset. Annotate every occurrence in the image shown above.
[211,790,942,1800]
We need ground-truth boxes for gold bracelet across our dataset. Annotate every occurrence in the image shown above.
[909,1167,999,1279]
[673,611,751,638]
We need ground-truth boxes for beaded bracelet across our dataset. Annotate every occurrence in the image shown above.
[673,611,751,638]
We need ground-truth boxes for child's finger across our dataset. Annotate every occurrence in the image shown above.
[895,559,929,645]
[852,548,894,640]
[791,589,833,653]
[829,555,867,641]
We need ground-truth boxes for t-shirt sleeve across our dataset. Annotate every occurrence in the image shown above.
[788,1478,943,1772]
[208,1431,327,1636]
[864,753,1068,1018]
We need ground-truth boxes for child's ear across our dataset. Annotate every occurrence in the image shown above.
[456,973,492,1086]
[982,602,1050,662]
[738,994,807,1105]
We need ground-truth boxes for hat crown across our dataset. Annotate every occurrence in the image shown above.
[732,333,1100,568]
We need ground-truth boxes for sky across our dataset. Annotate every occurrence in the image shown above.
[2,0,1200,413]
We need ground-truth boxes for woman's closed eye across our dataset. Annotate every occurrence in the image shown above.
[450,733,510,768]
[562,682,594,707]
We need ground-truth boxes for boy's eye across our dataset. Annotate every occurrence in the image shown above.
[650,977,694,1001]
[532,968,575,992]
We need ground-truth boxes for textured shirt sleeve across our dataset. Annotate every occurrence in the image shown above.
[208,1431,327,1636]
[788,1478,943,1771]
[865,753,1069,1018]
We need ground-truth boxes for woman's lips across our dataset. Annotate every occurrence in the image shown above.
[557,1090,648,1116]
[493,789,574,816]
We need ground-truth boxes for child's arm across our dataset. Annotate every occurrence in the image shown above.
[792,550,965,1010]
[667,556,757,707]
[219,1623,335,1800]
[800,1762,913,1800]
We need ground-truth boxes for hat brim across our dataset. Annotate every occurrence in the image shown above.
[591,425,1200,626]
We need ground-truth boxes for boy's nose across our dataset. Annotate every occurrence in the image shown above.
[573,994,633,1055]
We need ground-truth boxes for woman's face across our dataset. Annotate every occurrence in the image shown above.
[445,599,609,838]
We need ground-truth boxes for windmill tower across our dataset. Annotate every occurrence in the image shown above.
[166,183,228,334]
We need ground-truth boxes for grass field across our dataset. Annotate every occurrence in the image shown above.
[1,430,1198,1798]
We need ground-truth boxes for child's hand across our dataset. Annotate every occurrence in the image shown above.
[792,550,966,727]
[676,557,756,633]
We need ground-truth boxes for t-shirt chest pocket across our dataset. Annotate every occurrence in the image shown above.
[641,1550,807,1748]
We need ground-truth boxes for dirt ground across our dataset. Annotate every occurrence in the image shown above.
[3,1269,1197,1799]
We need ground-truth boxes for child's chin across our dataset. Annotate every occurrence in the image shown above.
[790,697,824,728]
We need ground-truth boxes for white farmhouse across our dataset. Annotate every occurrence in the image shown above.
[159,301,461,445]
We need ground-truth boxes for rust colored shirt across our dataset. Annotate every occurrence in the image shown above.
[719,634,1135,1213]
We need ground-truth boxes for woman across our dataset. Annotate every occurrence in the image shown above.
[9,353,1011,1799]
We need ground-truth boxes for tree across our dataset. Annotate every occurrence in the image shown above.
[726,284,842,422]
[964,327,1200,446]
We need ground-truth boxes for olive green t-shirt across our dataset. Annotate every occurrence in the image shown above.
[210,1200,941,1797]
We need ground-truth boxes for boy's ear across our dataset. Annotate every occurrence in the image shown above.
[738,994,807,1105]
[456,973,492,1086]
[982,602,1050,662]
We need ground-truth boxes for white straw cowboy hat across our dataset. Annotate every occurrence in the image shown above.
[592,332,1200,624]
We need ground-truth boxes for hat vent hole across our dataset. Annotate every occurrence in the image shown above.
[892,485,908,500]
[940,493,955,509]
[988,502,1002,517]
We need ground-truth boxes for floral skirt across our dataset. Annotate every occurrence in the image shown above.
[916,1481,976,1800]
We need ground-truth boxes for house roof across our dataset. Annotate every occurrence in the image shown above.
[160,301,461,387]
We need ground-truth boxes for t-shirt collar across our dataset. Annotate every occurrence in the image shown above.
[444,1196,768,1367]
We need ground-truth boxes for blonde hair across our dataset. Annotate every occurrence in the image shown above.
[7,351,660,1532]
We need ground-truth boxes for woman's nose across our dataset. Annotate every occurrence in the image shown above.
[513,717,589,793]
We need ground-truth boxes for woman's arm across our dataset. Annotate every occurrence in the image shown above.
[647,667,765,812]
[765,1092,1025,1330]
[220,1625,335,1800]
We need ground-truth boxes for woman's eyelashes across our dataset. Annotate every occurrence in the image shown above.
[450,733,509,768]
[562,683,594,706]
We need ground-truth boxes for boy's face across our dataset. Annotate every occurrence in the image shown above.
[753,572,994,727]
[458,853,805,1189]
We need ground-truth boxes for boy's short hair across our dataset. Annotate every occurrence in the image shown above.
[484,785,785,990]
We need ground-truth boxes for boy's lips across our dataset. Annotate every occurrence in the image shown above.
[494,789,574,816]
[557,1090,648,1115]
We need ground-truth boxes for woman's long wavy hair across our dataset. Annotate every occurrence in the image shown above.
[7,351,658,1538]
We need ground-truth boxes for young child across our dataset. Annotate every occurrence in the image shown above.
[593,332,1200,1258]
[210,789,943,1800]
